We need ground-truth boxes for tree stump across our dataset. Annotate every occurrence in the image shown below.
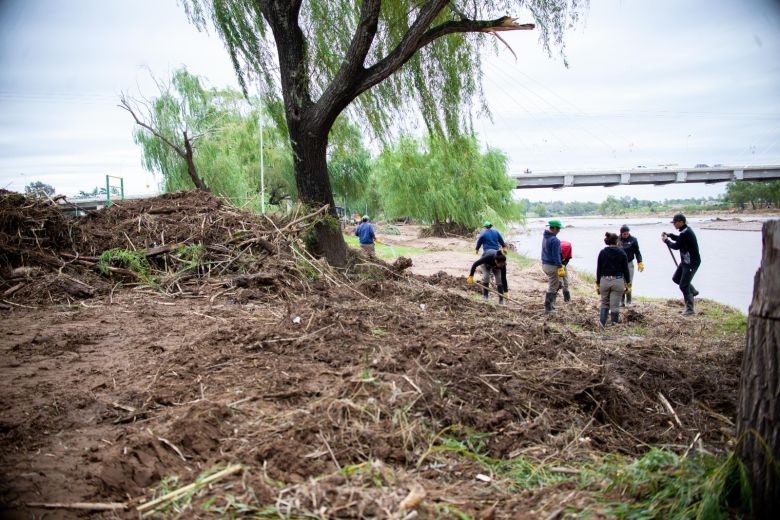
[737,219,780,518]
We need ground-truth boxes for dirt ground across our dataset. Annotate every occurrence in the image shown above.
[0,192,743,519]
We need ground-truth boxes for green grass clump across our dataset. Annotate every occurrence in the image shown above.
[174,243,206,272]
[578,449,750,519]
[701,304,747,336]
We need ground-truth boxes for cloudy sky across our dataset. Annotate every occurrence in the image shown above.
[1,0,779,202]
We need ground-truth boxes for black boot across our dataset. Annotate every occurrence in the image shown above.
[682,294,695,316]
[690,286,699,297]
[625,292,632,305]
[611,311,620,324]
[544,292,555,315]
[620,294,626,307]
[599,308,609,327]
[482,288,489,301]
[563,289,571,302]
[550,291,558,311]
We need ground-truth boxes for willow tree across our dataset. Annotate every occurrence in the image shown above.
[376,133,522,231]
[183,0,584,265]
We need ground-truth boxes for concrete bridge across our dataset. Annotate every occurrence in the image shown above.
[514,165,780,189]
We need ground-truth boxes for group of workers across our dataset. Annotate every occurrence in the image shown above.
[468,214,701,327]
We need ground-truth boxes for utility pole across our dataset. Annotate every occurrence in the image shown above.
[259,111,265,214]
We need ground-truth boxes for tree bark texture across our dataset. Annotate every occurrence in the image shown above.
[737,219,780,519]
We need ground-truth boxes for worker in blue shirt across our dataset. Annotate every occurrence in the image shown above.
[475,221,506,255]
[355,215,379,257]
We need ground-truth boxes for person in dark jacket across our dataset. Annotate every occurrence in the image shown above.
[596,232,631,327]
[467,250,508,304]
[662,213,701,316]
[355,215,378,257]
[619,225,644,306]
[541,220,565,314]
[560,240,573,302]
[475,221,506,255]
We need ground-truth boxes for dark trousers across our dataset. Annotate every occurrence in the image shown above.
[672,264,698,304]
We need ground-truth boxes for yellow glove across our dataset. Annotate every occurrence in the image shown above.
[557,266,566,278]
[501,246,508,254]
[503,291,509,299]
[467,276,474,285]
[374,238,380,244]
[637,261,645,272]
[625,283,632,294]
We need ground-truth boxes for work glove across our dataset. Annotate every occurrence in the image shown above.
[557,266,566,278]
[503,291,509,299]
[374,238,380,244]
[625,283,632,294]
[501,246,508,254]
[467,276,474,285]
[637,262,645,272]
[596,283,600,295]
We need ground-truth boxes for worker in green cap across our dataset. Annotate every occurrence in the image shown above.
[355,215,379,257]
[541,219,565,314]
[475,221,507,255]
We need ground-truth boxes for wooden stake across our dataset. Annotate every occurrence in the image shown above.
[27,502,126,511]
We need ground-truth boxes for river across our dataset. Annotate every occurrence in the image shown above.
[510,215,778,313]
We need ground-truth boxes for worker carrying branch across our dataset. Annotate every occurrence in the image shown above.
[467,249,509,305]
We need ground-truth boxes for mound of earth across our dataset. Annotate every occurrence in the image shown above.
[0,190,742,518]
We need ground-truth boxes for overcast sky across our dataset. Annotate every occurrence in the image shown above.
[1,0,779,202]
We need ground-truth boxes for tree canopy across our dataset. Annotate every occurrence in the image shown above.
[180,0,585,264]
[183,0,583,139]
[24,181,55,199]
[376,133,523,229]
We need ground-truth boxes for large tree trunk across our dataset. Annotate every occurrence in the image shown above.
[289,124,347,267]
[737,219,780,519]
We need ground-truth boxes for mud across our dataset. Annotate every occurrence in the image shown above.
[0,191,743,518]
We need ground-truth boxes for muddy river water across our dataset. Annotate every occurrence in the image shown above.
[511,215,778,313]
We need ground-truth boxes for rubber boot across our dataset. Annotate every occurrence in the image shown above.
[611,311,620,324]
[482,288,490,301]
[498,285,505,305]
[690,285,699,297]
[620,294,626,307]
[599,308,609,328]
[563,290,571,302]
[544,292,555,315]
[625,292,632,306]
[682,294,695,316]
[549,292,558,312]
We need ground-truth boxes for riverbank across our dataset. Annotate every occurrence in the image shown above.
[0,193,747,518]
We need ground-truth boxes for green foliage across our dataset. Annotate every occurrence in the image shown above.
[580,449,751,519]
[725,180,780,209]
[173,243,207,273]
[24,181,55,198]
[523,196,730,217]
[130,67,296,208]
[98,248,156,286]
[328,118,372,212]
[375,133,523,229]
[182,1,584,140]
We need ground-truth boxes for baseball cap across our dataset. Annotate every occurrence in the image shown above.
[671,213,686,223]
[547,219,563,229]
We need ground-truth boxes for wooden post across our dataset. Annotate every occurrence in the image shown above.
[737,219,780,519]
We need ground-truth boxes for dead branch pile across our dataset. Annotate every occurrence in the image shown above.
[0,190,342,303]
